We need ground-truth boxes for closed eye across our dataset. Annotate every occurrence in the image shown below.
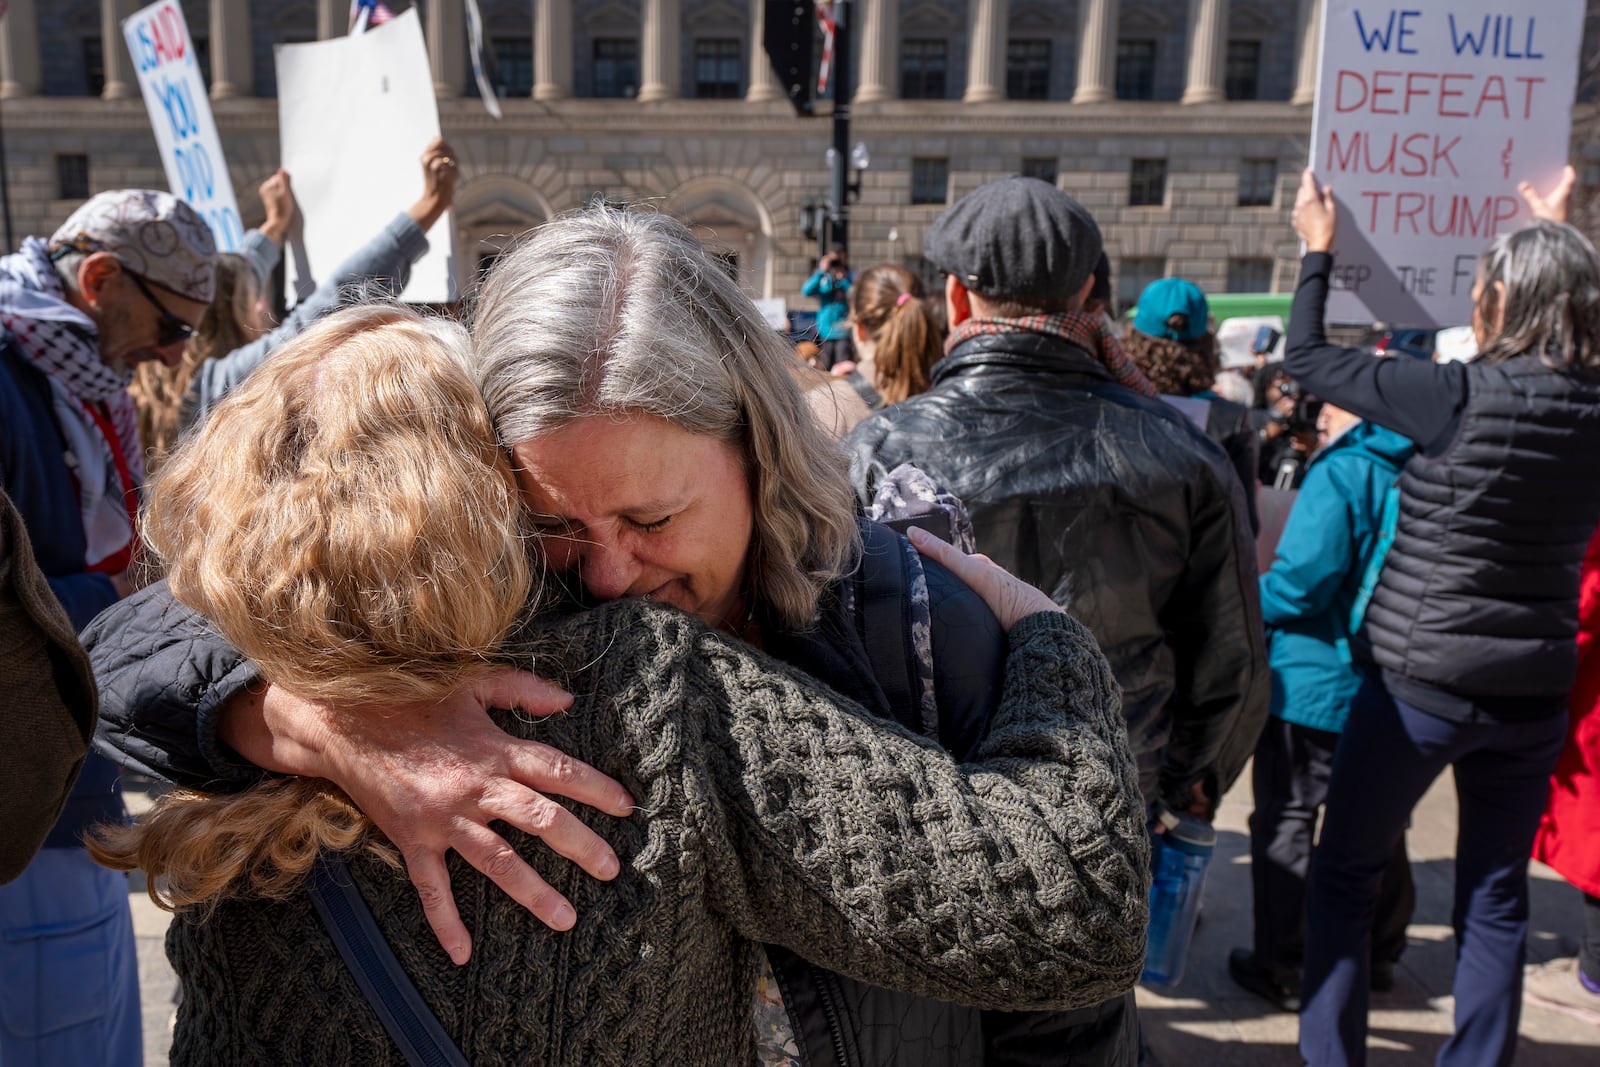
[628,514,673,533]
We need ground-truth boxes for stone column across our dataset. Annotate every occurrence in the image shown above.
[854,0,898,103]
[638,0,680,102]
[746,0,783,101]
[0,0,42,100]
[317,0,347,39]
[962,0,1008,103]
[534,0,574,101]
[1180,0,1227,104]
[1291,0,1320,106]
[428,0,466,98]
[1071,0,1117,103]
[209,0,254,100]
[101,0,140,100]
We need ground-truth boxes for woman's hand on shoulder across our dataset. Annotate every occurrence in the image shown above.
[906,527,1061,632]
[245,671,633,964]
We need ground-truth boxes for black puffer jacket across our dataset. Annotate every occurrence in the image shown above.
[86,534,1141,1066]
[846,330,1269,813]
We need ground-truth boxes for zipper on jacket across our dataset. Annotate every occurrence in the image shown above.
[811,964,854,1067]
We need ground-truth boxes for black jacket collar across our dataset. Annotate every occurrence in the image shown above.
[932,329,1117,389]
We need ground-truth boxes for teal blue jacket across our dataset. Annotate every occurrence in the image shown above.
[1260,420,1414,733]
[801,269,853,340]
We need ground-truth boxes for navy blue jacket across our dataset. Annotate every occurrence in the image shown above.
[1,337,124,846]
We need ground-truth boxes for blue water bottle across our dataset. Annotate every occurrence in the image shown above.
[1140,807,1216,987]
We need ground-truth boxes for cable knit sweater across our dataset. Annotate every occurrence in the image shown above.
[165,600,1148,1066]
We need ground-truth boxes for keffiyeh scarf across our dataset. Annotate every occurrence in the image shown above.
[0,236,143,570]
[946,311,1159,398]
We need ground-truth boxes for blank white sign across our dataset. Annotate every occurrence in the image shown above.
[275,9,456,303]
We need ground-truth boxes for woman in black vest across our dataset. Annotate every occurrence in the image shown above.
[1286,166,1600,1067]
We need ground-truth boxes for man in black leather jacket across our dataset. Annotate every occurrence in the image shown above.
[846,177,1268,1064]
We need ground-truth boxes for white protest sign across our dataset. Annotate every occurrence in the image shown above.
[275,9,455,303]
[121,1,243,252]
[1309,2,1583,326]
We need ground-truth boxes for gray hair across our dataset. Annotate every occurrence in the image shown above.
[1475,220,1600,374]
[468,206,859,630]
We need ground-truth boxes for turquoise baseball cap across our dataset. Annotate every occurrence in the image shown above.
[1133,277,1209,341]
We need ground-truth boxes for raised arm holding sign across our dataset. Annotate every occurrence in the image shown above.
[1307,1,1584,326]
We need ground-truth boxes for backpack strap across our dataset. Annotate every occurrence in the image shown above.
[1337,482,1403,666]
[854,518,939,739]
[307,853,470,1067]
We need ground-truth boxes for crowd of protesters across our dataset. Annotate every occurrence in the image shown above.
[2,142,1599,1067]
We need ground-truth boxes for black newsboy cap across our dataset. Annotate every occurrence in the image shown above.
[924,177,1103,305]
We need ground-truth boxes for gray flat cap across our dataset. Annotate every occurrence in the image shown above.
[924,177,1103,305]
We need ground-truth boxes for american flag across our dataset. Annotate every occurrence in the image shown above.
[815,2,834,96]
[349,0,396,33]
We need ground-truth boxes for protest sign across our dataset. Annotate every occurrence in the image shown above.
[1309,2,1583,326]
[121,1,243,252]
[275,9,456,303]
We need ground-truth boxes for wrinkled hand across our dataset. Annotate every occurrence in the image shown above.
[1519,164,1576,224]
[408,137,459,231]
[906,526,1061,630]
[251,669,634,964]
[1292,167,1337,253]
[257,169,297,245]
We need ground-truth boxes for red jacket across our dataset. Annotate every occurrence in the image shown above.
[1533,525,1600,896]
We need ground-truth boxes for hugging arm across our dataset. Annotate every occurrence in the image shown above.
[84,579,633,964]
[686,608,1149,1010]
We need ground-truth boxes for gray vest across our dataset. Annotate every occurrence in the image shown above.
[1363,355,1600,700]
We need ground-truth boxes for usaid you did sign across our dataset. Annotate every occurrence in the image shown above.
[1309,2,1582,326]
[122,2,243,252]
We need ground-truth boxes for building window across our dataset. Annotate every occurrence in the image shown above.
[1115,39,1156,100]
[1006,39,1051,100]
[1228,257,1275,293]
[1119,257,1167,314]
[1238,159,1276,207]
[191,35,211,89]
[495,37,534,97]
[56,154,90,201]
[593,38,639,98]
[1128,158,1167,207]
[83,37,105,97]
[900,38,948,99]
[1225,40,1261,101]
[1020,157,1057,184]
[911,158,949,205]
[694,38,742,98]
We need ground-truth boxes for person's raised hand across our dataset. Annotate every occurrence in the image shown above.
[408,137,459,231]
[1292,167,1337,253]
[906,526,1061,631]
[257,169,297,246]
[236,668,634,964]
[1519,164,1576,224]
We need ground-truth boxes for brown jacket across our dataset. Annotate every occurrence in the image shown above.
[0,489,96,883]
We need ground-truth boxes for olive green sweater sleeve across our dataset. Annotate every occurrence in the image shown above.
[584,606,1149,1012]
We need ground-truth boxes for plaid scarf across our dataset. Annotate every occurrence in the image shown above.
[946,312,1159,398]
[0,236,143,569]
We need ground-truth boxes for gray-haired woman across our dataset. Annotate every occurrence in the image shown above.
[89,207,1150,1064]
[1287,167,1600,1067]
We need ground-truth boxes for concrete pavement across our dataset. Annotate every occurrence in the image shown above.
[125,767,1600,1066]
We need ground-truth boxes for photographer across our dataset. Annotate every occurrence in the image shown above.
[802,243,854,370]
[1255,370,1322,489]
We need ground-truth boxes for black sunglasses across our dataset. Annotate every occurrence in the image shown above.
[125,270,196,348]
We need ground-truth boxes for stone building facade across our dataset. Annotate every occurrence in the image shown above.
[0,0,1594,311]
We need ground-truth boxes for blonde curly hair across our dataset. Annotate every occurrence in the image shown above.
[90,304,534,910]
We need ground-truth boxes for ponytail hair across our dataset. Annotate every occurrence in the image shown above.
[849,263,943,405]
